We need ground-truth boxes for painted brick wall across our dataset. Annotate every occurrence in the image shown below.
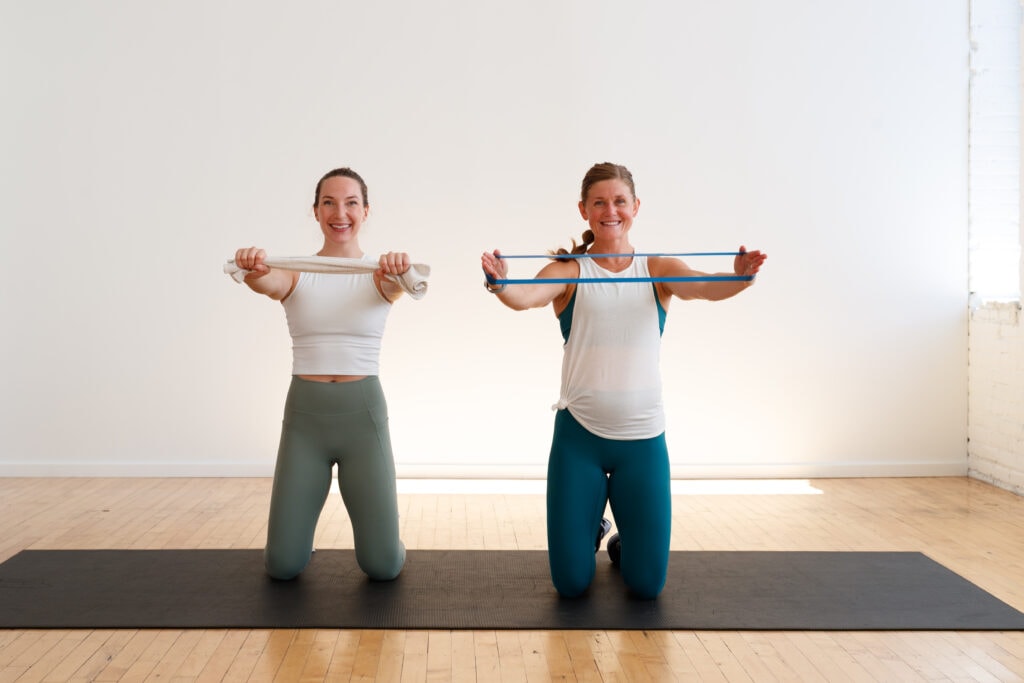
[967,0,1023,495]
[968,304,1024,494]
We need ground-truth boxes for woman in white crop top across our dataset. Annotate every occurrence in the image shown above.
[233,168,417,582]
[481,162,767,599]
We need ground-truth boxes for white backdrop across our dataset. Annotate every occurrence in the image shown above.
[0,1,968,477]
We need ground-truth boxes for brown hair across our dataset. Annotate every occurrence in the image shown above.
[553,162,636,258]
[313,167,369,208]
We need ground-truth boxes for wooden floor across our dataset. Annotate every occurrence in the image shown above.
[1,476,1023,682]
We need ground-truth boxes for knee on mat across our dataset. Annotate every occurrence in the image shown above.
[552,567,595,598]
[357,545,405,581]
[622,564,666,600]
[264,549,309,581]
[554,579,589,599]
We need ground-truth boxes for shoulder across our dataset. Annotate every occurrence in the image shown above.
[539,257,581,277]
[647,256,690,276]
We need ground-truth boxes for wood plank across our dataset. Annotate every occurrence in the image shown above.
[449,631,477,683]
[296,630,339,683]
[163,630,228,681]
[349,630,384,682]
[323,630,362,681]
[193,630,250,683]
[399,631,429,683]
[219,629,273,683]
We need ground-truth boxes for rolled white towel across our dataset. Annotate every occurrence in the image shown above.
[224,255,431,300]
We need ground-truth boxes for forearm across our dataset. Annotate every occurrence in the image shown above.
[694,275,754,301]
[379,278,405,303]
[485,282,562,310]
[244,269,294,300]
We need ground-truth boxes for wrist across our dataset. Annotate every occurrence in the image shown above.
[484,281,507,294]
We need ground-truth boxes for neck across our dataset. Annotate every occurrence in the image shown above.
[318,243,364,259]
[588,237,632,256]
[588,238,634,272]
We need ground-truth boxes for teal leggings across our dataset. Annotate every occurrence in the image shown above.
[547,409,671,599]
[264,376,405,581]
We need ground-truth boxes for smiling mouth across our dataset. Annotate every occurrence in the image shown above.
[330,223,352,231]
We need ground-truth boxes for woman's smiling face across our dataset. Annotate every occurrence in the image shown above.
[578,178,639,240]
[314,176,369,247]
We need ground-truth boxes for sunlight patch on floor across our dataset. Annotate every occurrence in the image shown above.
[391,479,823,495]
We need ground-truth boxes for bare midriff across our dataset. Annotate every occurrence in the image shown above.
[297,374,368,383]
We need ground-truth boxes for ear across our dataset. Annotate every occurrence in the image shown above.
[578,200,588,220]
[632,197,640,217]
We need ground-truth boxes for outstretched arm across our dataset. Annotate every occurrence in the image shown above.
[233,247,298,301]
[480,249,576,311]
[650,246,767,302]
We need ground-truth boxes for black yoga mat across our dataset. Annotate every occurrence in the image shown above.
[1,549,1022,630]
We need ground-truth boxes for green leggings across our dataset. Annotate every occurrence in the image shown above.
[264,376,405,581]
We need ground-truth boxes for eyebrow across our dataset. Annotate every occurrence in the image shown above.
[321,194,361,202]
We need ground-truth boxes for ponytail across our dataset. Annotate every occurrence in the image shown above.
[551,230,594,260]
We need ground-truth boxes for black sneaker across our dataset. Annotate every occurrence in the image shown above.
[607,533,621,567]
[596,518,612,553]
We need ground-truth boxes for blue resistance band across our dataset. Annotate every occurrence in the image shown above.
[492,276,753,284]
[489,252,752,285]
[497,252,742,259]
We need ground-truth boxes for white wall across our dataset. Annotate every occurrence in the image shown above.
[0,1,969,478]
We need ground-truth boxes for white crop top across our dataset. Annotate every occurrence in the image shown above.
[555,256,666,439]
[281,266,391,375]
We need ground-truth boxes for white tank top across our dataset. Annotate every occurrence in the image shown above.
[555,256,666,439]
[281,266,391,375]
